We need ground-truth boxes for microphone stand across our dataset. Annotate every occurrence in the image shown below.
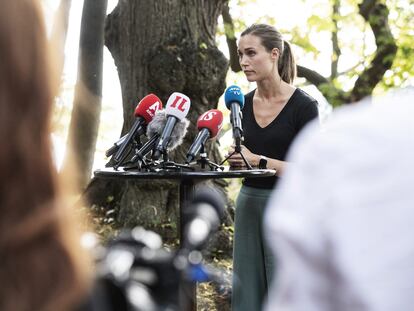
[122,134,160,171]
[219,133,252,170]
[150,150,193,172]
[110,137,143,170]
[194,145,224,171]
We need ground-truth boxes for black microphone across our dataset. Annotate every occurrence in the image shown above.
[132,111,164,162]
[224,85,245,147]
[113,94,163,165]
[106,133,132,158]
[185,109,223,164]
[152,92,191,160]
[182,187,225,251]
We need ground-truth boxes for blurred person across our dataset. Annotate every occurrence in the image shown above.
[227,24,319,311]
[0,1,91,310]
[264,88,414,311]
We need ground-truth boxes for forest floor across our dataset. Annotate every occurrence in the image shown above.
[197,256,232,310]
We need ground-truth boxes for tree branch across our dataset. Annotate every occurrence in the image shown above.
[221,2,242,72]
[350,0,398,102]
[297,65,348,107]
[297,65,329,86]
[331,0,341,79]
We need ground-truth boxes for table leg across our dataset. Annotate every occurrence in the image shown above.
[179,178,197,311]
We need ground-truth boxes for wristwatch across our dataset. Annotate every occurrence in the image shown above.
[258,155,268,169]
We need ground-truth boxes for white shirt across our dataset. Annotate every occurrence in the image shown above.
[264,89,414,311]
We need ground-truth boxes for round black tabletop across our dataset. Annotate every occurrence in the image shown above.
[94,166,276,180]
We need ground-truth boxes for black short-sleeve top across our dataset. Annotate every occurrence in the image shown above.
[242,88,319,189]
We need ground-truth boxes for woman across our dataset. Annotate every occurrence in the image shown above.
[0,1,91,310]
[228,24,319,311]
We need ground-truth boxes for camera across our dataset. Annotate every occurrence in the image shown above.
[83,187,225,311]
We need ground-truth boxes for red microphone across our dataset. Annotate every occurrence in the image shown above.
[185,109,223,163]
[113,94,163,164]
[134,94,162,124]
[106,94,162,157]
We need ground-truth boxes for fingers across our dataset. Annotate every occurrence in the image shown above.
[226,144,247,168]
[228,162,246,169]
[228,158,245,166]
[227,153,246,168]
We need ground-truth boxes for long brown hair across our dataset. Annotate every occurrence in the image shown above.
[241,23,296,84]
[0,1,90,310]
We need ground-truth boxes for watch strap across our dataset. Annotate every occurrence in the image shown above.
[258,155,267,169]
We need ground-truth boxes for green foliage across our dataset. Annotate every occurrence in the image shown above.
[199,42,208,50]
[223,22,236,40]
[307,14,335,32]
[289,27,320,56]
[377,0,414,91]
[318,82,346,107]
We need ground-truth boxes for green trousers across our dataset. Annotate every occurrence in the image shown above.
[232,185,275,311]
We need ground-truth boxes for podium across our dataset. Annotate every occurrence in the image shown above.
[94,166,276,310]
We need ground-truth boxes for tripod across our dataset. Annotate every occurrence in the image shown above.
[220,135,252,169]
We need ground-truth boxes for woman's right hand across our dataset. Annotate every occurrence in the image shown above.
[226,144,258,169]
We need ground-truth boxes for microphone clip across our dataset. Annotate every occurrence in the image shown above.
[188,145,224,171]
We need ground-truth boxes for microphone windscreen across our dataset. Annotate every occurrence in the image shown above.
[168,117,189,150]
[224,85,244,110]
[135,94,163,124]
[146,110,167,138]
[146,110,189,151]
[197,109,223,138]
[165,92,191,120]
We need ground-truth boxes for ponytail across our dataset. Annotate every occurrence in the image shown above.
[278,40,296,84]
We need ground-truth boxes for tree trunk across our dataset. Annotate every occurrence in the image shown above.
[63,0,108,190]
[86,0,230,246]
[222,2,241,72]
[50,0,72,83]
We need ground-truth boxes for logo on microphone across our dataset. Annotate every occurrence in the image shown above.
[170,95,188,112]
[165,92,191,120]
[200,110,217,121]
[146,101,161,118]
[229,86,241,96]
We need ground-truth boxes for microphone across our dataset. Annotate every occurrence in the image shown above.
[112,94,163,164]
[224,85,245,146]
[185,109,223,164]
[105,134,127,157]
[134,110,189,162]
[152,92,191,160]
[182,187,225,251]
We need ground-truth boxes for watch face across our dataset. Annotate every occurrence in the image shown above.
[259,157,267,169]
